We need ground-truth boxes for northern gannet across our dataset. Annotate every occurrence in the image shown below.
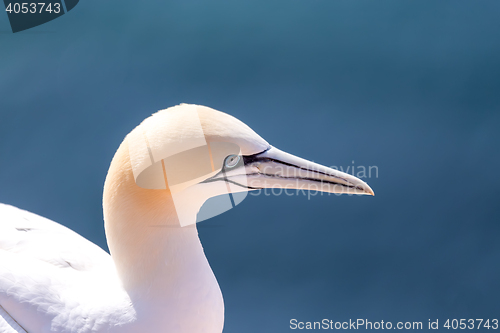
[0,104,373,333]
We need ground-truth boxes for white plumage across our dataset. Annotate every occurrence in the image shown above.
[0,104,373,332]
[0,204,135,333]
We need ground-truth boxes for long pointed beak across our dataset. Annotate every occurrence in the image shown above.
[241,146,374,195]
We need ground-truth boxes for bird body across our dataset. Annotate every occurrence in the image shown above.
[0,104,373,332]
[0,204,134,333]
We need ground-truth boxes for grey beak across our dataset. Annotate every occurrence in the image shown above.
[242,146,374,195]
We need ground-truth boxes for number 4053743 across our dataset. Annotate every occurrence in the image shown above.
[5,3,61,14]
[443,319,499,330]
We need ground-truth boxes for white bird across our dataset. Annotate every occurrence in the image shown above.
[0,104,373,333]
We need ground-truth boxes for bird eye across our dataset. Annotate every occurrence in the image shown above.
[225,154,240,168]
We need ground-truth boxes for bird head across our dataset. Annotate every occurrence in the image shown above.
[125,104,373,226]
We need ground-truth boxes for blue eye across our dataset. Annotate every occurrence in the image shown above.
[225,155,240,168]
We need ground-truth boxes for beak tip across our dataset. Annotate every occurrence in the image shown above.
[363,184,375,196]
[367,187,375,196]
[354,183,374,196]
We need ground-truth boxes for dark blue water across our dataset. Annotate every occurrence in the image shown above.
[1,1,499,331]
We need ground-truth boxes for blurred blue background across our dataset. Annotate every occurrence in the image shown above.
[1,1,499,331]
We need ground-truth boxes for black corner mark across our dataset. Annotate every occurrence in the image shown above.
[64,0,78,11]
[3,0,79,33]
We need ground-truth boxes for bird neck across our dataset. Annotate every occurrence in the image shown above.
[102,140,222,309]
